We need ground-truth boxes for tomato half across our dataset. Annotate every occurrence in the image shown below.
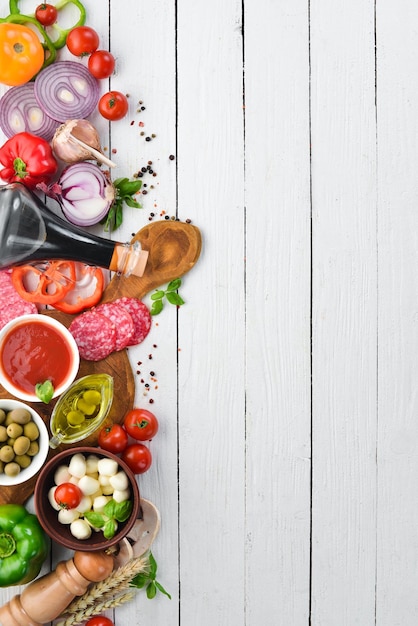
[0,23,44,86]
[35,4,58,26]
[85,617,114,626]
[54,482,83,510]
[66,26,99,56]
[124,409,159,441]
[121,443,152,474]
[88,50,115,79]
[98,424,128,454]
[98,91,129,121]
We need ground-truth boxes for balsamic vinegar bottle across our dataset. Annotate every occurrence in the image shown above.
[0,182,148,276]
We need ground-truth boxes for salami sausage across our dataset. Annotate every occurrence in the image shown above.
[69,310,116,361]
[113,297,151,346]
[0,270,38,329]
[94,302,135,351]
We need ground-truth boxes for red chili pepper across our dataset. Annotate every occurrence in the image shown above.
[0,132,58,188]
[51,263,104,314]
[11,260,76,305]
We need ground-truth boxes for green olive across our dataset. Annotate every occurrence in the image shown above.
[77,398,97,416]
[0,426,8,443]
[4,462,20,477]
[0,445,14,463]
[13,436,30,456]
[6,408,31,425]
[0,410,6,425]
[15,454,31,469]
[67,410,86,426]
[82,390,101,405]
[23,422,39,441]
[27,441,39,457]
[6,438,15,447]
[6,423,23,439]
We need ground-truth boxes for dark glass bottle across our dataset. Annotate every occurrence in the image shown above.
[0,182,148,276]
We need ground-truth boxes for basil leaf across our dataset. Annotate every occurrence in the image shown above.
[114,500,133,523]
[103,518,118,539]
[167,278,182,291]
[84,511,105,528]
[104,499,117,518]
[155,581,172,599]
[151,291,165,300]
[146,581,157,599]
[130,573,147,588]
[166,292,185,306]
[151,299,164,316]
[148,552,158,577]
[35,380,54,404]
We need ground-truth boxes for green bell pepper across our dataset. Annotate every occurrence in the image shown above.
[0,504,49,587]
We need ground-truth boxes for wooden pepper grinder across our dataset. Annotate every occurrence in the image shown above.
[0,550,114,626]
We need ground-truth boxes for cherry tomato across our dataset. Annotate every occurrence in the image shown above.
[66,26,100,57]
[35,4,58,26]
[98,91,129,121]
[124,409,159,441]
[98,424,128,454]
[121,443,152,474]
[54,482,83,510]
[85,617,114,626]
[88,50,115,79]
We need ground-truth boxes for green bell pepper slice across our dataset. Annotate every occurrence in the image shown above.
[8,0,86,49]
[0,504,49,587]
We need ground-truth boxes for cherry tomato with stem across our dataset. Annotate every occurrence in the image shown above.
[85,617,114,626]
[98,91,129,121]
[121,443,152,474]
[66,26,99,57]
[88,50,115,79]
[98,423,128,454]
[54,482,83,510]
[124,408,159,441]
[35,4,58,26]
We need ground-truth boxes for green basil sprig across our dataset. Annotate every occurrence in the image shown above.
[150,278,185,315]
[84,499,133,539]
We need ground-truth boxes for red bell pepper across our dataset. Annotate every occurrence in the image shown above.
[51,263,104,314]
[11,260,76,305]
[0,132,57,189]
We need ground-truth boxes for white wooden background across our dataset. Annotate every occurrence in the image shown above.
[0,0,418,624]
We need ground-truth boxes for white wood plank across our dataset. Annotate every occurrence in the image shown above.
[176,0,246,624]
[244,1,311,624]
[310,0,378,623]
[376,2,418,623]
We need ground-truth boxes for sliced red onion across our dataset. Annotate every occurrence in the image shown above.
[56,162,115,227]
[34,61,100,123]
[0,84,59,141]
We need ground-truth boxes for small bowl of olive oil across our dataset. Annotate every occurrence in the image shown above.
[49,374,114,449]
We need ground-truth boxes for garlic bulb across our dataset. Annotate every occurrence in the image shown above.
[52,119,115,167]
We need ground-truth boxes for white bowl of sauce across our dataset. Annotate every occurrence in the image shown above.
[0,314,80,402]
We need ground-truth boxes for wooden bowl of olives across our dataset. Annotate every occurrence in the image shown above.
[0,399,49,486]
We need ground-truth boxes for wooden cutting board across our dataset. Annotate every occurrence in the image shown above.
[0,219,202,504]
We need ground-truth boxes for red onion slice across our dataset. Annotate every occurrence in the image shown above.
[0,84,59,141]
[57,162,115,227]
[34,61,100,123]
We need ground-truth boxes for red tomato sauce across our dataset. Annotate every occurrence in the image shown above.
[0,319,73,393]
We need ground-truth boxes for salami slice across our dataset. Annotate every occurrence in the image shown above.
[94,302,135,351]
[0,270,38,329]
[69,310,116,361]
[113,297,151,346]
